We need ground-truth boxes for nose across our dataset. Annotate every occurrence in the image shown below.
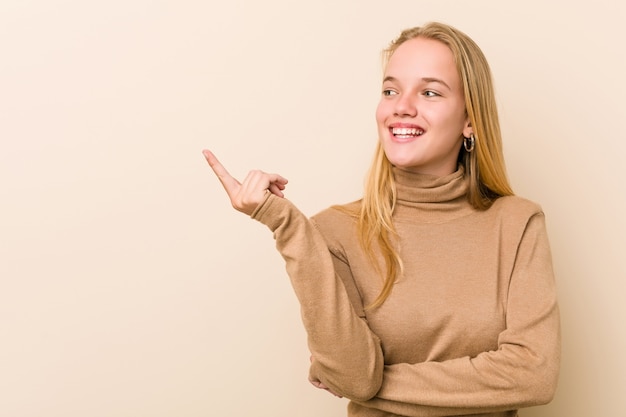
[394,93,418,117]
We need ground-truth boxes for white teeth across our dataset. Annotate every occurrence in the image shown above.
[392,127,424,136]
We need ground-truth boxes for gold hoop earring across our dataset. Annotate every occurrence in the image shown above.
[463,133,475,152]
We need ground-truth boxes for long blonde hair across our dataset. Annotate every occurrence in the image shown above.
[361,22,514,309]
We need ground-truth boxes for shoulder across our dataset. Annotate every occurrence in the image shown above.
[310,200,361,248]
[489,195,544,219]
[311,200,361,229]
[475,196,550,253]
[484,195,548,240]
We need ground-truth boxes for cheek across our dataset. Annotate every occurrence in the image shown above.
[375,101,390,126]
[431,104,467,134]
[448,101,469,129]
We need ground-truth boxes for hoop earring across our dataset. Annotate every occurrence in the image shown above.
[464,133,475,152]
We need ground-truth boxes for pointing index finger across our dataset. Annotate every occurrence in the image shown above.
[202,150,241,196]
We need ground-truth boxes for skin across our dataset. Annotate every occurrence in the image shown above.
[377,37,473,176]
[202,150,287,216]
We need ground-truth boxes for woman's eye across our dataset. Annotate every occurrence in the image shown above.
[382,89,397,96]
[424,90,440,97]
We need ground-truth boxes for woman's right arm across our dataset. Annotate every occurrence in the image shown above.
[203,151,384,401]
[252,193,383,401]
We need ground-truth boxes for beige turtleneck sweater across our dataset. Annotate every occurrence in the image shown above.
[251,167,560,417]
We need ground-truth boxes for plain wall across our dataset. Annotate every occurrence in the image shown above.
[1,1,624,416]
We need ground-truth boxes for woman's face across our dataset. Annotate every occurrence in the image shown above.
[376,37,473,176]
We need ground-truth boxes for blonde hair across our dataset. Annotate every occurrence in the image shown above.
[361,22,514,309]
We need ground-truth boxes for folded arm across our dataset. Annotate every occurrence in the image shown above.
[252,194,384,401]
[352,212,561,416]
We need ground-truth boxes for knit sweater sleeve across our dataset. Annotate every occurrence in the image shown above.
[353,211,561,416]
[251,194,384,401]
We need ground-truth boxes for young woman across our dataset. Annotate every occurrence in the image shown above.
[204,22,560,417]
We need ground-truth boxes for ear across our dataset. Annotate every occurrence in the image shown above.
[462,118,473,138]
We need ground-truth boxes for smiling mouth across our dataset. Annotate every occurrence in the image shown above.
[391,127,424,138]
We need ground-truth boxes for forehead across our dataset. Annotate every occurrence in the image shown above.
[385,37,459,86]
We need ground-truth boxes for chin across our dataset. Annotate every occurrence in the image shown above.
[388,160,420,171]
[384,153,419,169]
[382,145,421,168]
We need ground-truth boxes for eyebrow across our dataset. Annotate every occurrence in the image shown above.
[383,76,451,91]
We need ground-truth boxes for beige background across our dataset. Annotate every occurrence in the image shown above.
[1,1,624,416]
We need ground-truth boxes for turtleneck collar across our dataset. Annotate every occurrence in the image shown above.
[392,165,475,223]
